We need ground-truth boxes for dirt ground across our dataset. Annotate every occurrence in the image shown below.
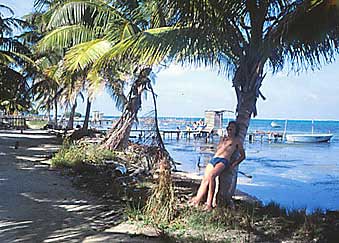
[0,130,158,242]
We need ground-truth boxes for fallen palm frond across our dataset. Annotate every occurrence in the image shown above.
[144,150,176,225]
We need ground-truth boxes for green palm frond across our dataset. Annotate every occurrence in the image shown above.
[121,22,141,40]
[65,38,111,71]
[86,69,105,98]
[105,80,127,112]
[95,26,235,75]
[46,0,125,30]
[0,51,15,64]
[37,24,98,52]
[266,0,339,72]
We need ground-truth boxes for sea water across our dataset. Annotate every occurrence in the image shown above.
[97,117,339,212]
[161,118,339,212]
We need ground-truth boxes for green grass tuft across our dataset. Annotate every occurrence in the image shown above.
[51,143,117,168]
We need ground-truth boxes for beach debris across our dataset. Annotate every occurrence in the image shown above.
[114,164,127,176]
[238,171,252,179]
[144,149,176,224]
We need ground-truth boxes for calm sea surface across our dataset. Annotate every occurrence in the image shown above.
[95,117,339,212]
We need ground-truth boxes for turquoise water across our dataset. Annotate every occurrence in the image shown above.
[92,117,339,212]
[160,118,339,212]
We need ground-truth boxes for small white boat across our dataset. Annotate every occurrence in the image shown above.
[285,120,333,143]
[271,121,281,128]
[285,133,333,143]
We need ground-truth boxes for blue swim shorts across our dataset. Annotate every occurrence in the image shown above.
[209,157,229,167]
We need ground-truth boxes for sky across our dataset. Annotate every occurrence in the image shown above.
[4,0,339,120]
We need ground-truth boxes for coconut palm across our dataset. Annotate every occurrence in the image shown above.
[96,0,339,203]
[36,0,171,149]
[0,5,33,114]
[36,0,339,203]
[27,2,97,130]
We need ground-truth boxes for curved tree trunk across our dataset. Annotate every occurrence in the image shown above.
[104,108,138,150]
[103,68,151,151]
[82,97,91,131]
[216,56,265,205]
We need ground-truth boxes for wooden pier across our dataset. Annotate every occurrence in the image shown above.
[131,129,284,143]
[248,131,284,143]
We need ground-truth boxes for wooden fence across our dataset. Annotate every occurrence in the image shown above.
[0,116,26,129]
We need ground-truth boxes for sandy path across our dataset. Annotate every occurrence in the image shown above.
[0,130,112,242]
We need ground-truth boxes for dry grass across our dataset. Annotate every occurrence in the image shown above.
[144,167,176,225]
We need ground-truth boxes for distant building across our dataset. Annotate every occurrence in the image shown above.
[205,109,234,136]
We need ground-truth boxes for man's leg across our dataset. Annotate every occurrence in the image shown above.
[190,163,214,205]
[205,162,226,209]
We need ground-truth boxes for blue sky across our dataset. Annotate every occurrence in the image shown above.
[4,0,339,120]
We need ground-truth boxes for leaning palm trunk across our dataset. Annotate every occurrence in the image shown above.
[104,105,138,150]
[217,57,264,205]
[144,84,175,224]
[103,69,150,150]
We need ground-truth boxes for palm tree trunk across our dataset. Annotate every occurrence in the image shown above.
[47,109,51,122]
[67,99,77,130]
[103,69,150,150]
[216,58,264,205]
[53,99,58,129]
[82,97,91,131]
[104,111,136,150]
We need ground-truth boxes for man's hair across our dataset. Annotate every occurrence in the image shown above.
[228,121,240,136]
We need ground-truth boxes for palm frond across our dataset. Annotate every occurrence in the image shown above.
[0,51,15,64]
[64,38,111,71]
[37,24,97,52]
[46,0,125,30]
[266,0,339,72]
[95,26,236,76]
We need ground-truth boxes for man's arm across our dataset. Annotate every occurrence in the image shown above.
[230,141,246,169]
[217,135,226,146]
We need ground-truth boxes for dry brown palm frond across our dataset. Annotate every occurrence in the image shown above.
[144,149,176,225]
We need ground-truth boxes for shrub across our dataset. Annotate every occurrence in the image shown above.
[51,143,117,168]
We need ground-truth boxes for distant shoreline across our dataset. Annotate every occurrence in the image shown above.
[93,116,339,122]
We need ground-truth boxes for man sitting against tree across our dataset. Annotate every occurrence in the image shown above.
[189,121,246,211]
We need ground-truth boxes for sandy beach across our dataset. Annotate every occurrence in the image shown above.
[0,130,261,242]
[0,130,161,242]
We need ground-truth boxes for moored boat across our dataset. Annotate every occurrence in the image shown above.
[284,120,333,143]
[285,133,333,143]
[271,121,281,128]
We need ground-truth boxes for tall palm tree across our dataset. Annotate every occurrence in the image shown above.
[29,1,97,130]
[95,0,339,203]
[36,0,170,149]
[36,0,339,204]
[0,5,33,114]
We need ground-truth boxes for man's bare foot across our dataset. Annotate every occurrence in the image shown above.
[188,197,199,207]
[202,204,213,212]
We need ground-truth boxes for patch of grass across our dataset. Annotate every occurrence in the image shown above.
[51,143,117,168]
[26,120,48,129]
[128,192,338,243]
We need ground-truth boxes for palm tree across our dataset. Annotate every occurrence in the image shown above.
[36,0,170,148]
[35,0,339,204]
[97,0,339,203]
[0,5,33,114]
[28,2,96,130]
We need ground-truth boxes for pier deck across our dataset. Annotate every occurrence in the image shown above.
[131,129,284,142]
